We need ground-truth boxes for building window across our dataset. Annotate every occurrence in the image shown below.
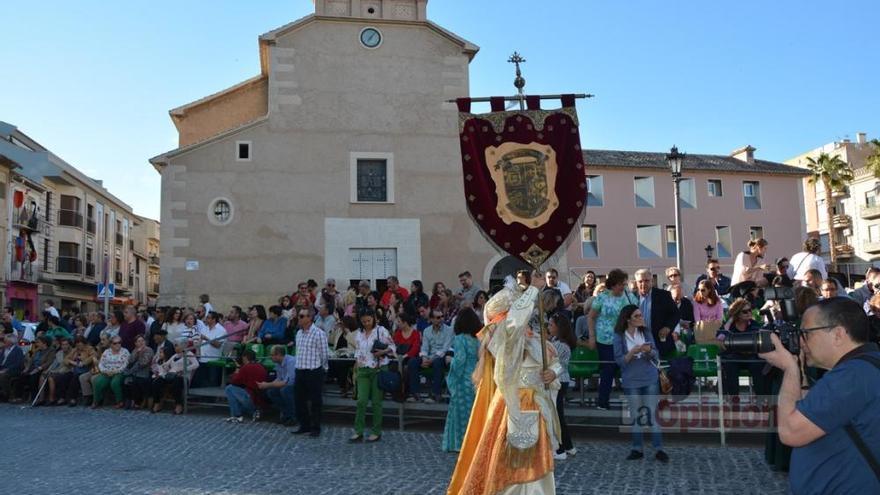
[743,181,761,209]
[208,198,234,226]
[350,152,394,203]
[86,247,95,277]
[45,191,52,221]
[869,225,880,242]
[867,190,877,207]
[236,141,252,162]
[580,225,598,258]
[43,238,49,271]
[57,242,81,274]
[349,248,397,289]
[708,179,723,197]
[750,226,764,240]
[86,204,96,234]
[819,233,830,254]
[586,175,604,207]
[58,195,83,228]
[715,226,732,258]
[680,178,696,209]
[634,176,655,208]
[666,226,677,258]
[637,225,663,258]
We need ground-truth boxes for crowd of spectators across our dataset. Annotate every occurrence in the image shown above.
[1,237,877,459]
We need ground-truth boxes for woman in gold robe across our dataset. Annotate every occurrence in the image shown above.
[447,271,563,495]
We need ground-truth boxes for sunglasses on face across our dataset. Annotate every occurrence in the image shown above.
[710,267,720,272]
[740,309,752,314]
[669,273,681,278]
[298,314,310,319]
[111,341,122,345]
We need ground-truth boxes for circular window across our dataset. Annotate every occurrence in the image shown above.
[359,27,382,49]
[208,198,234,226]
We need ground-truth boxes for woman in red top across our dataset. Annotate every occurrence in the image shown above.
[393,313,421,360]
[429,282,447,309]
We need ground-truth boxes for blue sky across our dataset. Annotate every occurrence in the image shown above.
[2,0,877,220]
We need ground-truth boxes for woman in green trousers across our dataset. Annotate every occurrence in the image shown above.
[92,337,130,408]
[350,309,395,443]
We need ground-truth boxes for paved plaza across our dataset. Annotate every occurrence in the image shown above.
[0,403,788,495]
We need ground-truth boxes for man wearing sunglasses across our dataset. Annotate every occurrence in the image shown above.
[291,308,328,437]
[759,298,880,494]
[693,259,731,297]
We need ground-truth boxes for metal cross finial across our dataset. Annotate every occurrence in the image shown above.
[508,52,526,110]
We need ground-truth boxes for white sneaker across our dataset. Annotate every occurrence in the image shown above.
[553,452,567,460]
[225,416,244,423]
[423,397,436,404]
[405,396,418,403]
[252,410,261,422]
[565,448,578,456]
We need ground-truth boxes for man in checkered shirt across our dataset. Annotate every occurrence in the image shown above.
[292,307,329,437]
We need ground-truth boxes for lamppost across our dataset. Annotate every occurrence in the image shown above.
[667,146,685,273]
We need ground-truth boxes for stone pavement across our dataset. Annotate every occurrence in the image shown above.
[0,404,788,494]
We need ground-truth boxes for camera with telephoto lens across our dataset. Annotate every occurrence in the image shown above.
[724,286,802,355]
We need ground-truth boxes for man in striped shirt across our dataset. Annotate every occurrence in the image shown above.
[292,307,329,437]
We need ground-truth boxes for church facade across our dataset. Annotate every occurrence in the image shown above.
[150,0,507,308]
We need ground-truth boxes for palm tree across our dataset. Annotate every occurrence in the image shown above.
[866,139,880,178]
[805,152,854,269]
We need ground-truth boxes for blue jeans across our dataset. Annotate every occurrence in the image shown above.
[623,382,663,451]
[597,343,617,407]
[407,356,446,398]
[225,385,255,418]
[265,383,296,420]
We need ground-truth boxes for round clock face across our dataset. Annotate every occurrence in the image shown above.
[360,27,382,48]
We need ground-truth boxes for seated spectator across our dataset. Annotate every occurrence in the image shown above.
[472,291,488,324]
[313,301,337,335]
[803,269,823,295]
[405,280,429,316]
[291,281,315,312]
[257,305,287,345]
[79,333,110,406]
[256,345,297,426]
[381,276,409,309]
[341,289,357,317]
[771,258,794,288]
[71,316,88,339]
[179,312,200,343]
[243,305,266,344]
[329,316,358,397]
[393,313,421,361]
[17,336,55,404]
[45,316,72,341]
[92,336,130,409]
[669,284,694,347]
[693,279,723,324]
[385,293,404,330]
[407,309,453,403]
[694,259,732,297]
[415,303,431,331]
[435,289,459,325]
[54,337,96,406]
[43,338,73,405]
[151,340,199,414]
[224,349,268,423]
[442,307,481,453]
[429,281,447,309]
[122,335,154,409]
[0,334,26,401]
[717,298,764,397]
[101,310,123,340]
[279,295,295,320]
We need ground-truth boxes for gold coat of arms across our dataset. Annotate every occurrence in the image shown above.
[486,141,559,227]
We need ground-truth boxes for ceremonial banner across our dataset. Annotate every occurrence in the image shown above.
[457,94,586,266]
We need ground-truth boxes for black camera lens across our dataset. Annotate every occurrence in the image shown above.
[724,330,775,354]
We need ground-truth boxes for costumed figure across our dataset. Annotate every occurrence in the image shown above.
[447,271,563,495]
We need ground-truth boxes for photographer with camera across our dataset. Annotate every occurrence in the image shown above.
[759,298,880,494]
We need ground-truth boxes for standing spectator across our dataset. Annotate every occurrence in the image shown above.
[151,340,198,414]
[315,278,344,315]
[341,289,357,317]
[223,306,249,343]
[820,279,842,300]
[84,312,105,347]
[472,291,488,324]
[435,289,458,325]
[613,305,668,462]
[545,268,574,315]
[0,334,25,401]
[693,279,724,324]
[587,269,636,409]
[850,267,880,307]
[243,305,266,344]
[162,307,185,342]
[2,306,24,335]
[549,313,577,460]
[224,349,268,423]
[199,294,214,315]
[179,312,201,343]
[380,276,410,308]
[788,238,827,283]
[405,280,429,316]
[454,271,481,308]
[291,308,328,437]
[582,271,598,300]
[122,335,154,409]
[350,309,395,443]
[803,269,824,295]
[92,336,130,409]
[408,309,454,403]
[118,306,146,352]
[633,269,681,358]
[257,345,297,425]
[43,300,60,319]
[732,238,771,287]
[147,307,166,344]
[772,258,795,288]
[429,281,448,309]
[442,308,481,453]
[257,306,287,344]
[355,280,372,312]
[664,266,682,289]
[694,259,733,297]
[196,312,227,386]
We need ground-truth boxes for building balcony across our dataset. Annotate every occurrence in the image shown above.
[864,242,880,254]
[835,244,855,258]
[148,255,160,266]
[831,187,849,199]
[9,260,37,284]
[115,233,123,246]
[57,209,83,229]
[11,207,40,232]
[149,283,160,295]
[56,256,82,274]
[831,214,852,230]
[861,204,880,220]
[85,262,95,278]
[86,219,96,234]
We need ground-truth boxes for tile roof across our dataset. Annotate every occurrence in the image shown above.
[583,149,809,176]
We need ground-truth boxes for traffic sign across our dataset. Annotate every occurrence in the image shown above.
[97,283,116,299]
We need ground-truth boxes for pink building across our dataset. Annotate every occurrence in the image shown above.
[563,147,809,288]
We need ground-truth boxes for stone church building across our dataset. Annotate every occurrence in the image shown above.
[150,0,518,308]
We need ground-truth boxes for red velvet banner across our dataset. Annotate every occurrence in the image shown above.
[457,96,586,266]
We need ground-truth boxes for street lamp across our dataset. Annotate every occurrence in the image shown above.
[667,145,685,274]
